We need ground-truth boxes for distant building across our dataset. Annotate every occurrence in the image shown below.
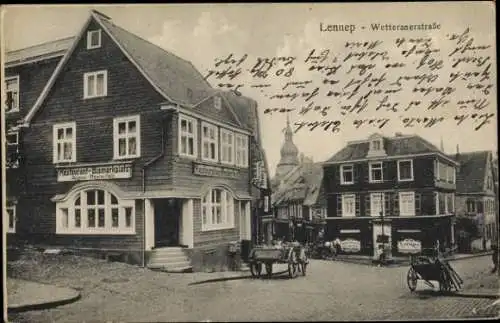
[270,117,326,243]
[453,149,497,251]
[323,133,459,259]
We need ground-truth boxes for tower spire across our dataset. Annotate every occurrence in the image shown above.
[440,136,445,152]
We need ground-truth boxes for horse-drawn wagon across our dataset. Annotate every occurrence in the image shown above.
[248,242,308,279]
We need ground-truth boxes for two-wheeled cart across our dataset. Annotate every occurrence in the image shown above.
[248,243,309,279]
[406,248,463,293]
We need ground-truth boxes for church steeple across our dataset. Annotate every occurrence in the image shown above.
[275,113,300,178]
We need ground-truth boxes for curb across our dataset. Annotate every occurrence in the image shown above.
[454,292,499,300]
[8,291,81,314]
[447,252,493,262]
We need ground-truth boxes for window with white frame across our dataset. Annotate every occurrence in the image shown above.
[6,131,19,168]
[445,193,454,214]
[5,205,16,233]
[201,188,235,230]
[398,160,414,181]
[371,139,382,151]
[87,29,102,49]
[5,76,20,113]
[178,115,197,157]
[399,192,415,216]
[114,115,140,159]
[220,129,234,164]
[342,194,356,217]
[214,96,222,110]
[369,162,383,182]
[446,165,455,184]
[340,164,354,184]
[56,189,135,234]
[201,122,218,162]
[370,192,384,217]
[53,122,76,163]
[466,199,476,213]
[235,134,248,167]
[83,70,107,99]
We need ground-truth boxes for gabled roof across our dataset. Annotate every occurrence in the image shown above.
[22,10,241,127]
[453,151,491,194]
[5,36,74,67]
[325,133,457,165]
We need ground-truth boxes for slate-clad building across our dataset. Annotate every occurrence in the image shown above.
[4,10,271,272]
[323,133,459,259]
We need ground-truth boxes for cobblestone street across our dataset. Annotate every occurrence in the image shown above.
[10,255,498,322]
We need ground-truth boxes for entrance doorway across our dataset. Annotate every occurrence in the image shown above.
[154,198,181,248]
[373,222,392,259]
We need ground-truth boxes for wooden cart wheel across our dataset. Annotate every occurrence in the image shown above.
[407,267,418,292]
[250,262,262,278]
[288,250,298,279]
[265,263,273,277]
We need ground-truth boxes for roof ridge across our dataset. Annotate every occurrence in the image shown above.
[6,36,75,54]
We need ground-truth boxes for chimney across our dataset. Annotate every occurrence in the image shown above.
[440,137,445,152]
[455,144,460,160]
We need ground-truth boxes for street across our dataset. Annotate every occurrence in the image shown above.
[10,255,497,322]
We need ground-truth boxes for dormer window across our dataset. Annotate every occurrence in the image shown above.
[87,29,102,49]
[372,140,382,151]
[214,96,222,110]
[366,134,387,157]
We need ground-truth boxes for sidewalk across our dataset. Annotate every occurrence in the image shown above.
[7,278,81,313]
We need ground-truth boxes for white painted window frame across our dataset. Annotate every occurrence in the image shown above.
[56,189,135,235]
[214,96,222,110]
[5,205,16,233]
[201,121,219,162]
[5,75,20,113]
[220,128,234,165]
[83,70,108,99]
[178,114,198,158]
[340,164,354,185]
[53,122,77,163]
[113,115,141,160]
[370,192,384,217]
[397,159,414,182]
[342,194,356,217]
[87,29,102,49]
[399,191,415,216]
[235,133,248,168]
[201,188,235,231]
[369,162,383,183]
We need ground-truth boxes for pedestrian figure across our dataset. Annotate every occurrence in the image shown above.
[334,237,341,257]
[491,243,498,273]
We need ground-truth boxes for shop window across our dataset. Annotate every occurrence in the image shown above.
[178,115,197,158]
[201,188,235,231]
[114,115,141,159]
[53,122,76,163]
[56,189,135,234]
[201,122,218,162]
[340,164,354,185]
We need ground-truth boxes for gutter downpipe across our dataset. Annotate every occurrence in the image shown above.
[140,116,167,268]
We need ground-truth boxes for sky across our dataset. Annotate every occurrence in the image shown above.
[2,3,497,177]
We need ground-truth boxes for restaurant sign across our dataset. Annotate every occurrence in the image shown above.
[340,239,361,253]
[397,239,422,254]
[193,162,239,179]
[57,163,132,182]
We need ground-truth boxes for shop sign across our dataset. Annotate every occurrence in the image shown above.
[193,162,239,179]
[57,163,132,182]
[340,239,361,253]
[397,239,422,254]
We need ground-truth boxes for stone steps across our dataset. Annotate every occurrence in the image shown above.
[147,247,192,273]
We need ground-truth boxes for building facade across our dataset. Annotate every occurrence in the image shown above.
[323,133,459,259]
[454,150,497,252]
[4,10,271,272]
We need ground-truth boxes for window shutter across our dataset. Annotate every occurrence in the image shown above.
[336,194,342,217]
[363,164,369,183]
[393,193,399,217]
[415,193,421,215]
[338,166,342,184]
[365,194,370,216]
[382,162,388,181]
[384,192,391,216]
[355,195,360,217]
[354,165,360,184]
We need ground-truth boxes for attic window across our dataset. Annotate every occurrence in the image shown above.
[371,140,382,151]
[214,96,222,110]
[87,30,102,49]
